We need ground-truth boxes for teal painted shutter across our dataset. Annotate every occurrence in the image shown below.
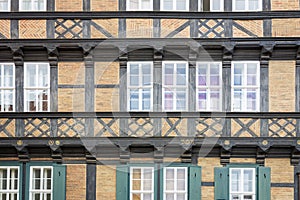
[257,167,271,200]
[53,164,66,200]
[188,165,202,200]
[214,167,229,200]
[116,165,129,200]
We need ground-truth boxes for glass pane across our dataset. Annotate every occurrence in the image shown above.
[198,65,207,86]
[4,65,13,87]
[34,0,45,10]
[144,168,152,180]
[176,0,186,10]
[210,90,220,110]
[244,195,253,200]
[132,168,141,179]
[232,195,241,200]
[231,169,240,192]
[27,65,36,87]
[142,65,151,86]
[166,193,174,200]
[176,66,186,86]
[177,169,185,179]
[177,180,185,190]
[46,193,51,200]
[177,193,186,200]
[163,0,173,10]
[244,169,254,192]
[233,64,243,86]
[130,90,139,110]
[246,90,256,111]
[143,193,152,200]
[249,0,259,10]
[132,180,141,190]
[235,0,245,10]
[141,0,151,9]
[211,0,221,10]
[176,90,186,110]
[166,180,174,190]
[38,65,48,87]
[129,0,139,9]
[132,193,141,200]
[164,90,173,110]
[22,0,31,10]
[233,89,242,111]
[143,180,152,190]
[198,91,207,110]
[166,168,174,179]
[0,0,9,11]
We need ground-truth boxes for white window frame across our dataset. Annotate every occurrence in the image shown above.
[0,63,15,112]
[19,0,46,11]
[232,0,262,11]
[163,167,188,200]
[198,0,224,11]
[130,167,154,200]
[231,61,260,112]
[196,62,222,111]
[127,62,153,111]
[161,0,189,11]
[0,166,20,200]
[127,0,153,11]
[229,168,256,200]
[24,62,50,112]
[0,0,10,11]
[162,61,188,111]
[29,166,53,200]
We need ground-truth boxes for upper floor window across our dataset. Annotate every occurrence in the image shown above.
[0,0,10,11]
[230,168,256,200]
[127,62,153,111]
[196,62,222,111]
[0,166,19,199]
[163,61,188,111]
[164,167,188,200]
[30,166,52,200]
[0,63,15,112]
[130,167,154,200]
[127,0,153,10]
[232,0,262,11]
[231,61,260,112]
[19,0,46,11]
[24,63,50,112]
[161,0,188,11]
[199,0,224,11]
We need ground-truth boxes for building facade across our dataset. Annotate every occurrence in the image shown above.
[0,0,300,199]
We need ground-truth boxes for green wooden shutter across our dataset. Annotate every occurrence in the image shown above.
[116,165,129,200]
[214,167,229,200]
[53,164,66,200]
[257,167,271,200]
[188,165,202,200]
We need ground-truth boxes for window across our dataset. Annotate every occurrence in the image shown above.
[230,168,255,200]
[19,0,46,11]
[130,167,154,200]
[196,62,222,111]
[24,63,50,112]
[214,166,270,200]
[161,0,188,11]
[231,62,260,112]
[127,62,153,111]
[199,0,224,11]
[164,167,187,200]
[0,0,10,11]
[127,0,153,10]
[0,63,15,112]
[116,164,201,200]
[30,167,52,200]
[0,167,19,200]
[163,61,188,111]
[232,0,262,11]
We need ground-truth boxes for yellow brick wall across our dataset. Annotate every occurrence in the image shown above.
[265,158,294,183]
[0,20,10,39]
[58,88,85,112]
[269,61,295,112]
[126,19,153,38]
[198,158,221,182]
[233,20,263,37]
[272,0,300,10]
[19,20,46,39]
[91,0,118,11]
[272,19,300,37]
[230,158,256,163]
[56,0,82,11]
[271,188,294,200]
[97,165,116,200]
[66,164,86,200]
[91,19,119,38]
[94,62,119,85]
[58,62,85,85]
[95,88,119,111]
[161,19,190,38]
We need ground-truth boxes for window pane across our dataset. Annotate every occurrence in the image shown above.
[177,169,185,179]
[3,65,13,87]
[244,169,254,192]
[132,193,141,200]
[176,193,186,200]
[233,64,243,86]
[143,180,152,190]
[22,0,32,10]
[176,66,186,86]
[210,90,220,110]
[246,89,256,111]
[0,0,9,11]
[38,65,48,87]
[143,193,152,200]
[130,90,139,110]
[129,0,139,9]
[141,0,151,9]
[177,179,185,190]
[165,64,174,85]
[166,194,174,200]
[244,195,253,200]
[34,0,45,10]
[211,0,221,10]
[142,89,151,110]
[198,90,207,110]
[164,90,173,110]
[163,0,173,10]
[27,64,36,87]
[231,169,240,192]
[198,66,207,86]
[176,89,186,110]
[249,0,259,10]
[235,0,245,10]
[233,89,242,111]
[142,64,151,86]
[176,0,186,10]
